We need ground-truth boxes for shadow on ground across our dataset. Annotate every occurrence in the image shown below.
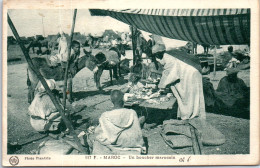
[101,77,128,89]
[73,89,112,101]
[206,108,250,119]
[128,103,179,126]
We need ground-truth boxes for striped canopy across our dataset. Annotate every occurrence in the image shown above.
[89,9,250,45]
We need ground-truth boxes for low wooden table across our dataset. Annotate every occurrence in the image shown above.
[124,96,177,110]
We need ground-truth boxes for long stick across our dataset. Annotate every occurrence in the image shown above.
[41,17,45,37]
[213,45,217,79]
[190,125,202,155]
[62,9,77,110]
[8,13,88,154]
[131,26,136,66]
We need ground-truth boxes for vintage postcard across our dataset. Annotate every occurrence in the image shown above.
[2,0,259,166]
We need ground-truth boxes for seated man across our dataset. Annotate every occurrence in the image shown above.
[92,90,146,155]
[215,68,250,117]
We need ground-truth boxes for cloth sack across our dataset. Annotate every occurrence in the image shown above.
[160,119,193,148]
[92,140,144,155]
[160,118,226,149]
[38,139,73,155]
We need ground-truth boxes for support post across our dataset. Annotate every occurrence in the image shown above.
[213,45,217,79]
[8,13,88,154]
[41,17,45,37]
[190,125,204,155]
[62,9,77,109]
[131,26,137,66]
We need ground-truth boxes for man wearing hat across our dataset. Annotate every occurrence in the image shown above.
[152,43,206,120]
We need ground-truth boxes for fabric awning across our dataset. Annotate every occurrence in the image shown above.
[89,9,250,45]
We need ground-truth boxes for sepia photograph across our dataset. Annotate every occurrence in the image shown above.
[2,0,259,166]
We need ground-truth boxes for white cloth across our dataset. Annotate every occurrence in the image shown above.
[48,54,61,66]
[128,82,144,94]
[150,34,164,45]
[28,92,61,132]
[57,36,68,62]
[158,53,206,120]
[152,44,166,54]
[225,57,240,70]
[36,79,56,92]
[93,108,145,154]
[111,40,117,47]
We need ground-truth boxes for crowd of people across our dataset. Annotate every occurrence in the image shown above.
[27,29,250,155]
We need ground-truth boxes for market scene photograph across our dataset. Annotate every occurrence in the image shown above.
[6,9,250,155]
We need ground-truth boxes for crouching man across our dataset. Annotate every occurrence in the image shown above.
[92,90,146,155]
[28,79,62,133]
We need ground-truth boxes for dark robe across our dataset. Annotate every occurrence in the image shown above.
[215,74,250,117]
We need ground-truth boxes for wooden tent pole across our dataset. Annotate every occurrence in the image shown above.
[213,45,217,79]
[131,26,136,65]
[8,13,88,154]
[62,9,77,109]
[190,125,204,155]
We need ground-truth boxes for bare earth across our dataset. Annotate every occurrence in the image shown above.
[6,47,250,155]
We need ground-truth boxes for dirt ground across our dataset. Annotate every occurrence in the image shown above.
[6,46,250,155]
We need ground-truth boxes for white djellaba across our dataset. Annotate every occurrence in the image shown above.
[28,79,61,132]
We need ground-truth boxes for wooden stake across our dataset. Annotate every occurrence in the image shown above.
[131,26,137,66]
[213,45,217,79]
[8,13,88,154]
[62,9,77,110]
[190,125,203,155]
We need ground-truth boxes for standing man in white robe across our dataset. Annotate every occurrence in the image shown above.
[153,44,206,120]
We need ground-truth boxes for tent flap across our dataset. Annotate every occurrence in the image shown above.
[89,9,250,45]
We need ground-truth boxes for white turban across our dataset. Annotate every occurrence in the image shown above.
[37,79,56,92]
[152,44,166,54]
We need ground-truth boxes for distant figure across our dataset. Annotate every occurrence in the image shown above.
[135,30,144,62]
[48,40,81,74]
[222,46,238,69]
[27,36,49,55]
[48,33,61,51]
[121,32,127,45]
[202,44,210,55]
[185,42,197,54]
[224,46,240,70]
[57,32,68,62]
[92,90,146,155]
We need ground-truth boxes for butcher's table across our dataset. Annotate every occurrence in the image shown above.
[124,95,177,110]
